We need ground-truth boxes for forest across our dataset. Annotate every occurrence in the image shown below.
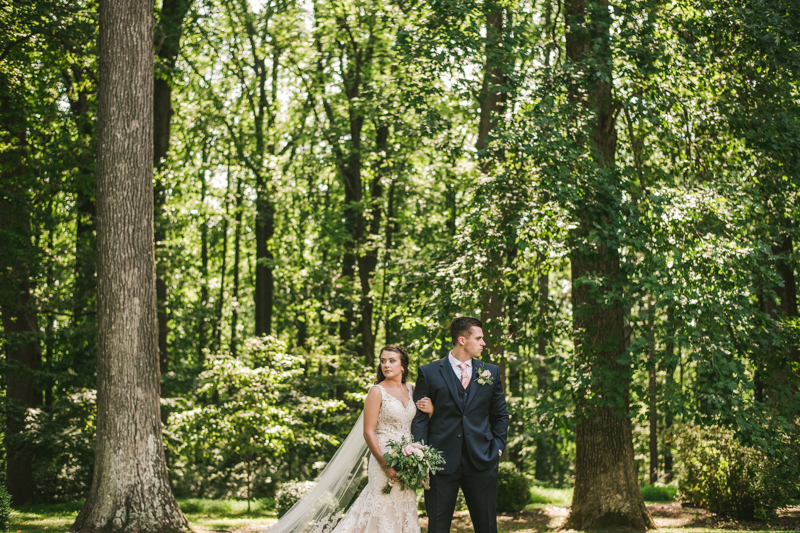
[1,0,799,530]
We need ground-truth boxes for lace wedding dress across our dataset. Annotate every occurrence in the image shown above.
[331,382,420,533]
[265,382,420,533]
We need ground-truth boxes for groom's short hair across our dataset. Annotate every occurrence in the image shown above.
[450,317,483,346]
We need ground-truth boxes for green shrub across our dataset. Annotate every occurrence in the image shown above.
[674,425,792,520]
[275,481,315,517]
[496,462,530,513]
[640,485,677,502]
[0,482,10,532]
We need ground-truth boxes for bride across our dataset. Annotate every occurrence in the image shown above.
[267,345,434,533]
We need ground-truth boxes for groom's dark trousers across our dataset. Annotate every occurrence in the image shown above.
[411,357,508,533]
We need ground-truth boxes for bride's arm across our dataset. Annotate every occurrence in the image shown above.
[363,386,398,483]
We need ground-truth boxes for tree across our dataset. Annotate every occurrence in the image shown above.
[154,0,193,409]
[0,66,40,506]
[561,0,654,528]
[70,0,189,529]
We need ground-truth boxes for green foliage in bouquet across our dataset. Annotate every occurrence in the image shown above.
[382,437,445,493]
[496,462,530,513]
[674,425,793,520]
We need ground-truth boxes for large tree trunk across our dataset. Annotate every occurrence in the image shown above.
[0,71,40,507]
[562,0,653,529]
[70,0,188,530]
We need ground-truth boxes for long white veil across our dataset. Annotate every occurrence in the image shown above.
[264,412,371,533]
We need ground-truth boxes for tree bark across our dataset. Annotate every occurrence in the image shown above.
[70,0,188,529]
[562,0,654,529]
[0,70,40,507]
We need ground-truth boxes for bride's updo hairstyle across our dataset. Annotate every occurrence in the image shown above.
[376,345,410,384]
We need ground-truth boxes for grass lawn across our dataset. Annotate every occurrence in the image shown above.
[9,497,800,533]
[9,499,278,533]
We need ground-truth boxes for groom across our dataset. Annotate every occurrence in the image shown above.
[412,317,509,533]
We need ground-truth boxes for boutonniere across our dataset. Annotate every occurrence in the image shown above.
[474,363,494,386]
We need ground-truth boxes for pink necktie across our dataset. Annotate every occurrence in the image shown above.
[460,363,470,389]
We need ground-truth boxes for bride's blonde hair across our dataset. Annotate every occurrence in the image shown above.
[376,345,410,383]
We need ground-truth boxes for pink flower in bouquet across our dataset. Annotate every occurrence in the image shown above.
[481,370,491,378]
[402,445,415,457]
[412,443,424,450]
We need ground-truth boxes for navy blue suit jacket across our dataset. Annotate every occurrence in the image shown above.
[411,357,509,474]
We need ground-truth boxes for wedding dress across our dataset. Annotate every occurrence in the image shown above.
[266,382,420,533]
[331,382,420,533]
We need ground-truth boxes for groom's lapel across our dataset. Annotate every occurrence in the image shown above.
[463,359,482,411]
[438,358,464,413]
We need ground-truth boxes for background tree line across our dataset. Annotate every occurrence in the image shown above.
[1,0,798,528]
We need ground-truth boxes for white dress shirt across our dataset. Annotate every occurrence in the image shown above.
[448,352,472,381]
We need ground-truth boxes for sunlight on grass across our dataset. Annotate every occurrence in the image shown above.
[8,499,278,533]
[527,487,572,507]
[9,504,80,533]
[178,498,276,517]
[641,485,678,502]
[187,516,277,532]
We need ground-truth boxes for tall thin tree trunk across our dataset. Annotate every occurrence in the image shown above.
[477,7,509,384]
[358,123,389,366]
[663,308,677,481]
[215,164,231,354]
[70,0,188,529]
[65,74,99,379]
[647,298,657,485]
[534,273,550,482]
[252,48,278,339]
[231,174,243,356]
[0,70,40,506]
[562,0,653,529]
[198,142,209,361]
[153,0,193,393]
[381,178,396,344]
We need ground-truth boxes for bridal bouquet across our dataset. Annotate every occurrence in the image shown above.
[382,437,445,493]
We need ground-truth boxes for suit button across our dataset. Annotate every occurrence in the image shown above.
[457,434,462,438]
